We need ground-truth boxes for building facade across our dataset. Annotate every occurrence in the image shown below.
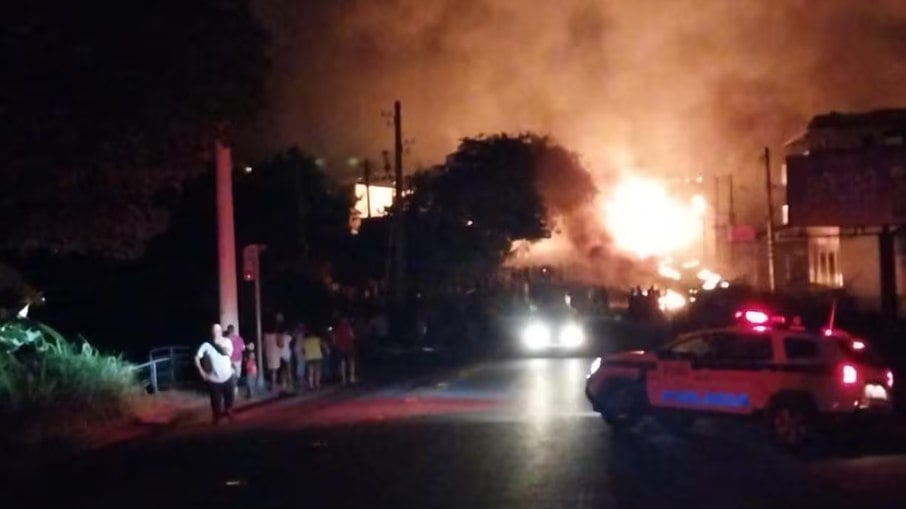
[782,109,906,312]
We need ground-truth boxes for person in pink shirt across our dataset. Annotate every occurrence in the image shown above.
[224,324,245,382]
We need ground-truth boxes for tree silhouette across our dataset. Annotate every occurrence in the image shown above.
[1,0,268,257]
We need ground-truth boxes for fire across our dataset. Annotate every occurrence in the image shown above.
[602,176,704,259]
[658,288,688,312]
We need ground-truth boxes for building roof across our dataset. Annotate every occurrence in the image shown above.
[807,108,906,130]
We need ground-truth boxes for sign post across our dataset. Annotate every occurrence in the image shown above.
[243,244,266,383]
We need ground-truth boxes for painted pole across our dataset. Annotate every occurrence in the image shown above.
[216,140,240,331]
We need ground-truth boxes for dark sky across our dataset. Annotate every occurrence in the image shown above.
[247,0,906,217]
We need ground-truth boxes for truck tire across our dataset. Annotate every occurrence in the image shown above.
[766,400,813,450]
[600,382,644,428]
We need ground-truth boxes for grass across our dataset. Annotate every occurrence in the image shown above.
[0,319,141,447]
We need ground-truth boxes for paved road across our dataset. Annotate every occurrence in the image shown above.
[14,356,906,508]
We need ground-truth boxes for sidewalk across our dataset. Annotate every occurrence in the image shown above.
[33,347,472,459]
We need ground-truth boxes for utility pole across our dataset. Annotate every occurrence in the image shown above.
[764,147,776,292]
[391,100,407,332]
[713,176,721,266]
[363,159,372,219]
[728,174,736,226]
[394,101,403,205]
[726,174,736,271]
[215,140,239,331]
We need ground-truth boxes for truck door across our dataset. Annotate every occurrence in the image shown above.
[647,334,715,410]
[694,332,774,414]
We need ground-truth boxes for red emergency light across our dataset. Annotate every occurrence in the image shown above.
[739,310,769,325]
[735,307,792,328]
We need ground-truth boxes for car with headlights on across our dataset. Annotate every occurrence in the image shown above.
[516,303,588,355]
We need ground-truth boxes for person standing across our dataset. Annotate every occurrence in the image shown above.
[224,324,245,382]
[263,330,280,392]
[292,322,307,384]
[243,342,258,399]
[278,326,293,392]
[194,323,237,424]
[263,312,285,392]
[302,329,329,389]
[333,316,357,385]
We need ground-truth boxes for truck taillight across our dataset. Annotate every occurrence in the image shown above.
[886,370,894,389]
[842,364,858,385]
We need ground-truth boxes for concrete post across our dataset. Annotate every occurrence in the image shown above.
[216,140,239,331]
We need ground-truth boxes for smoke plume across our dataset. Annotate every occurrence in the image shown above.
[249,0,906,283]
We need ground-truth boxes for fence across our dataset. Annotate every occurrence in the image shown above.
[134,345,192,393]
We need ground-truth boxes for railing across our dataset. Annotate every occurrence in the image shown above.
[134,345,192,393]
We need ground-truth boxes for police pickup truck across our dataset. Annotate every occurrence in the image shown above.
[585,309,894,448]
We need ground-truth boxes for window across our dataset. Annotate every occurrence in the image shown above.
[819,252,828,284]
[784,337,818,359]
[828,252,837,285]
[662,335,722,360]
[710,333,773,362]
[667,335,712,358]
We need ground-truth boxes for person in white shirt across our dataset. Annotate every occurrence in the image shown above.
[263,313,286,392]
[262,332,277,389]
[194,323,237,424]
[278,328,293,391]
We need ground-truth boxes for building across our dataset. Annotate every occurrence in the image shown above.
[782,109,906,313]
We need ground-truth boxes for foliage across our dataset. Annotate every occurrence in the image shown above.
[1,0,269,258]
[0,320,139,433]
[237,148,353,261]
[405,133,563,290]
[0,261,38,321]
[234,147,355,323]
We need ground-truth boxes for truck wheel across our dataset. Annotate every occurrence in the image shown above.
[767,402,811,449]
[600,383,643,428]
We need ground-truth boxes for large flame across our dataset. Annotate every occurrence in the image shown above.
[602,176,704,260]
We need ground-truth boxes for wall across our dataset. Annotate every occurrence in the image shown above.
[840,235,881,310]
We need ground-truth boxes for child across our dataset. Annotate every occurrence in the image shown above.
[244,342,258,399]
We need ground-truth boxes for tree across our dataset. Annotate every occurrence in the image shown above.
[235,148,354,323]
[0,0,268,258]
[236,148,352,262]
[406,133,585,291]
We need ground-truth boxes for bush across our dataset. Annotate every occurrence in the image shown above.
[0,319,140,443]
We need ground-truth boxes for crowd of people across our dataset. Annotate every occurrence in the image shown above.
[194,313,366,424]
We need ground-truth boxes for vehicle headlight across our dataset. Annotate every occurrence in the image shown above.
[559,322,585,347]
[521,321,551,350]
[588,357,602,377]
